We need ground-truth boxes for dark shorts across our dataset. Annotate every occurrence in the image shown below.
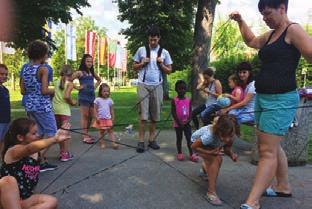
[28,111,57,137]
[0,123,9,140]
[79,99,95,107]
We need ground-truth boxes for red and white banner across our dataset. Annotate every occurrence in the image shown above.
[85,31,97,59]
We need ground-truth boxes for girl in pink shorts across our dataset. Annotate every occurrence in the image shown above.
[93,83,118,149]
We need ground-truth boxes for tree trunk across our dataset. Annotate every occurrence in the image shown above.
[191,0,217,106]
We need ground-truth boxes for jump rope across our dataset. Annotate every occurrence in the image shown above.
[40,20,312,200]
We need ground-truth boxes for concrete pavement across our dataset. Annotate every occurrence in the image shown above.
[36,118,312,209]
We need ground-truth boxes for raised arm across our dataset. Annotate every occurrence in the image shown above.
[229,11,270,49]
[5,125,70,163]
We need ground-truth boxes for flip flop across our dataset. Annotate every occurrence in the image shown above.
[240,203,261,209]
[83,137,95,144]
[205,193,223,206]
[263,187,292,197]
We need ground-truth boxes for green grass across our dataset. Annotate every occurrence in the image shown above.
[9,87,312,162]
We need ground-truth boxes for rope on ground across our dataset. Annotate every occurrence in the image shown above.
[48,153,140,196]
[40,131,108,194]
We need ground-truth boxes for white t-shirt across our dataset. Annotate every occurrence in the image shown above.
[94,97,114,119]
[133,45,173,85]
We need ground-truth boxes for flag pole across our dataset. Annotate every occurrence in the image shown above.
[64,24,67,64]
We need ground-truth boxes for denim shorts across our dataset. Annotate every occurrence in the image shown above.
[228,108,254,124]
[28,111,57,137]
[255,90,299,136]
[0,123,9,141]
[79,99,94,107]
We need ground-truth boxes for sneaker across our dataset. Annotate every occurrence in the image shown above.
[40,162,58,172]
[148,141,160,150]
[59,152,74,162]
[136,142,145,153]
[177,153,184,161]
[189,154,199,162]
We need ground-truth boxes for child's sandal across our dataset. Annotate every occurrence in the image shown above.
[205,193,223,206]
[83,137,95,144]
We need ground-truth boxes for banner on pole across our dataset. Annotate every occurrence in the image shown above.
[66,24,77,61]
[85,31,97,59]
[121,49,128,72]
[99,36,107,65]
[114,43,123,69]
[108,40,117,68]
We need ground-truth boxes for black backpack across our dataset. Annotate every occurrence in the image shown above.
[142,45,163,83]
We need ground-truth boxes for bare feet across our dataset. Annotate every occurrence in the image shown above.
[100,143,106,149]
[112,143,119,150]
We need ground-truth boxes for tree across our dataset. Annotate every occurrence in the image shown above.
[211,18,250,59]
[10,0,90,50]
[117,0,195,71]
[117,0,195,99]
[3,49,26,90]
[191,0,219,106]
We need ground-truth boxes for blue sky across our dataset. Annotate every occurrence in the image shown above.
[72,0,312,46]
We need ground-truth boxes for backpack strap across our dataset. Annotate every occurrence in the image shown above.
[157,47,163,82]
[142,45,150,82]
[142,46,164,83]
[145,45,150,58]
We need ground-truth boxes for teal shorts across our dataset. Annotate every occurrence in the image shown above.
[255,90,299,136]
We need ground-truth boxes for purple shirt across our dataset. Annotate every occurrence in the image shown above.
[94,97,113,119]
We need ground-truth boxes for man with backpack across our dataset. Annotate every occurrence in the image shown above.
[133,25,173,153]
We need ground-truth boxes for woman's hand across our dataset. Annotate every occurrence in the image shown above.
[229,11,243,23]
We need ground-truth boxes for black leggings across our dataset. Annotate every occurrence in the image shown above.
[191,104,206,130]
[175,124,193,155]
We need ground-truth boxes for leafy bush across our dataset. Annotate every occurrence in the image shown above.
[168,67,192,91]
[212,55,260,92]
